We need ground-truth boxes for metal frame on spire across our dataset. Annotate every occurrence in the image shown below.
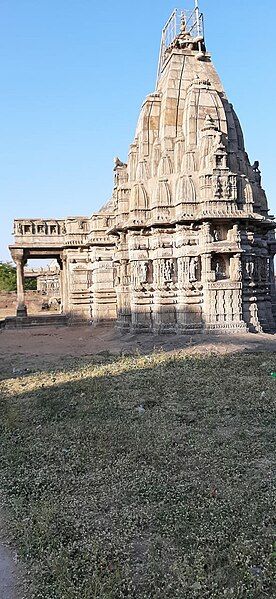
[156,4,204,88]
[194,0,201,36]
[156,8,178,89]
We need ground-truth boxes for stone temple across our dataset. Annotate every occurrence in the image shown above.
[9,5,276,333]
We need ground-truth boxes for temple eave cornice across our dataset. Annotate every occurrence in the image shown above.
[110,212,276,237]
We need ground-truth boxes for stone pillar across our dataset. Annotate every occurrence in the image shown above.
[58,253,70,314]
[201,253,212,282]
[63,255,69,312]
[12,250,27,317]
[268,253,276,321]
[59,261,64,313]
[58,255,66,313]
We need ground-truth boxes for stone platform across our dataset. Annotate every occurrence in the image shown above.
[1,314,68,330]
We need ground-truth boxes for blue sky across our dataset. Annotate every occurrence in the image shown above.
[1,0,276,261]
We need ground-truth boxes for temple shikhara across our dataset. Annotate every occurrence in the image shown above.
[9,4,276,333]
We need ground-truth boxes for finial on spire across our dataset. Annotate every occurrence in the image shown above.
[180,11,187,33]
[156,6,206,87]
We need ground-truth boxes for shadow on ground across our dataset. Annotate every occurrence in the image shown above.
[1,323,276,380]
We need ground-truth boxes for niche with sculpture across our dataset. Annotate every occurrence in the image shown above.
[211,254,230,280]
[212,225,228,242]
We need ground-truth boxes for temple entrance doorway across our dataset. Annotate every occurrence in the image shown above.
[9,247,65,319]
[23,258,62,316]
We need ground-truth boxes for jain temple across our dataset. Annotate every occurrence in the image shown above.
[9,5,276,334]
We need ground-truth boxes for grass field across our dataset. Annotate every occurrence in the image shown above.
[0,350,275,598]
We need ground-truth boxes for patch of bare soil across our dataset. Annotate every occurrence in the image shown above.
[0,323,276,374]
[0,543,19,599]
[0,508,24,599]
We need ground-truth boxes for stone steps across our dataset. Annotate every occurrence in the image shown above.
[1,314,68,329]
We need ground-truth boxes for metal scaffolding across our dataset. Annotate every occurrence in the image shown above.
[156,4,204,87]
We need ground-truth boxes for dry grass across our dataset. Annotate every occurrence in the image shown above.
[0,350,275,598]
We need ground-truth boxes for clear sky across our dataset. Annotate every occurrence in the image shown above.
[1,0,276,261]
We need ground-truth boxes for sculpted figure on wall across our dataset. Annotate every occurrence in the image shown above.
[164,259,174,282]
[153,259,175,287]
[189,256,199,282]
[230,254,242,281]
[199,115,218,171]
[213,176,223,198]
[131,261,150,287]
[244,257,255,281]
[252,160,261,185]
[228,224,241,243]
[212,255,229,280]
[223,177,232,199]
[178,256,200,287]
[255,256,268,283]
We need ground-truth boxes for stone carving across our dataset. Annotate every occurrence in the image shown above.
[132,261,150,287]
[189,257,199,282]
[129,184,148,212]
[244,182,253,203]
[245,258,255,280]
[254,257,268,283]
[114,157,128,187]
[9,8,276,334]
[153,259,175,287]
[226,224,241,244]
[252,160,261,184]
[157,154,173,178]
[164,259,174,282]
[114,157,127,168]
[212,255,229,280]
[213,176,223,198]
[223,177,232,198]
[178,257,190,287]
[176,175,196,203]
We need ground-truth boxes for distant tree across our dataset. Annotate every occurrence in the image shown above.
[0,262,16,291]
[0,262,37,291]
[25,277,37,290]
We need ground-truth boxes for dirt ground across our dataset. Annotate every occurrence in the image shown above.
[0,508,24,599]
[1,323,276,374]
[0,542,19,599]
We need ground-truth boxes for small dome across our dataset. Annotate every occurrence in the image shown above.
[153,180,171,207]
[175,175,196,203]
[129,184,148,211]
[157,154,173,177]
[136,160,149,182]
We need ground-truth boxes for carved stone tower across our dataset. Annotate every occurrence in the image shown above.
[110,6,276,333]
